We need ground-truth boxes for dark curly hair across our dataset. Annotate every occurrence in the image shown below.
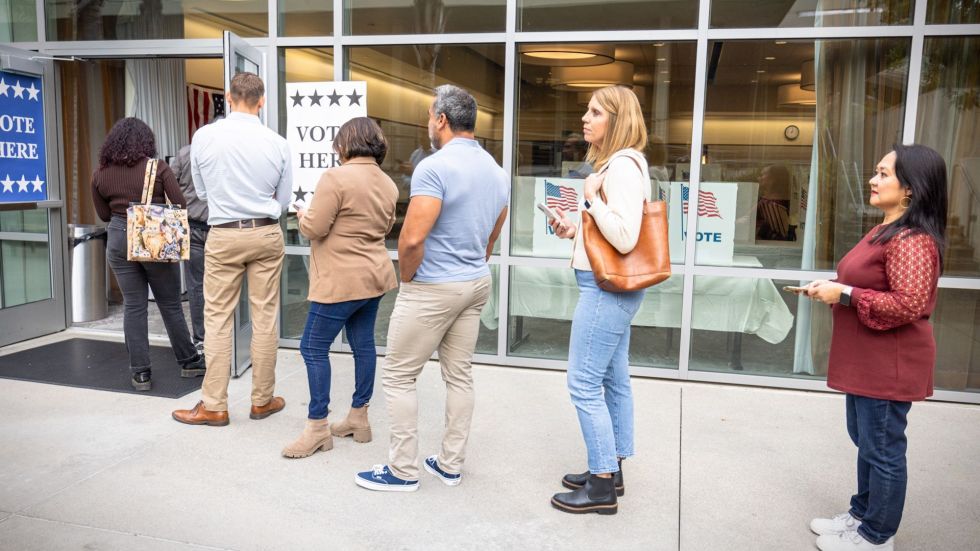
[99,117,157,168]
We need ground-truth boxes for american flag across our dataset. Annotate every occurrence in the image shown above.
[681,186,722,219]
[545,181,578,212]
[187,84,225,141]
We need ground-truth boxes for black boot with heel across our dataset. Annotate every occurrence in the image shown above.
[551,474,618,515]
[562,458,624,496]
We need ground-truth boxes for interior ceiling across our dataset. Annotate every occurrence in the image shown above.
[710,40,815,86]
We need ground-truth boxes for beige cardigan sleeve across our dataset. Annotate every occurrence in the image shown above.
[585,156,648,255]
[299,171,342,240]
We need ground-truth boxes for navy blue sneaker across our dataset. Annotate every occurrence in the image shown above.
[354,465,419,492]
[424,455,462,486]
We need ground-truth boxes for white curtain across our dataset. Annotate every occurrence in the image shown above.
[125,59,189,160]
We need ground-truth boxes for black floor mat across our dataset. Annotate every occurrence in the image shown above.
[0,338,202,398]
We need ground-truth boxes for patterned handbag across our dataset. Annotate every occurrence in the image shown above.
[126,159,190,262]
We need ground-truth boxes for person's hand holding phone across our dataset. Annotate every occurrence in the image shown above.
[291,200,307,221]
[536,201,576,238]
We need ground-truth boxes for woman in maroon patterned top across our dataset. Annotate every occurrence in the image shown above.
[800,145,948,551]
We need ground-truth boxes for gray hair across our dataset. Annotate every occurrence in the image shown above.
[432,84,477,133]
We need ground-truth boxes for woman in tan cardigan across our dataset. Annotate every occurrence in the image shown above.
[282,117,399,458]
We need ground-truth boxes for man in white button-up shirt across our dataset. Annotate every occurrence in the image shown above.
[173,72,292,427]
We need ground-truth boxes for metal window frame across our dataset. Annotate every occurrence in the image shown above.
[11,0,980,404]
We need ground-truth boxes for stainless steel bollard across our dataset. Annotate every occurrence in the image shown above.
[68,224,108,323]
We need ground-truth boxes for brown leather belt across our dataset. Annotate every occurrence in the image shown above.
[213,218,277,229]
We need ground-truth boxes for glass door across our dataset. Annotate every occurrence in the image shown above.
[0,45,67,347]
[222,32,267,376]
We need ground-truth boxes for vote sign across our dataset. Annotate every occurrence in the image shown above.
[0,70,47,203]
[668,181,737,265]
[285,81,366,211]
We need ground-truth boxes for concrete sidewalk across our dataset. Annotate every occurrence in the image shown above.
[0,332,978,550]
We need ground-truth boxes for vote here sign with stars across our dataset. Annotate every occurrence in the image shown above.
[0,70,47,203]
[285,81,366,211]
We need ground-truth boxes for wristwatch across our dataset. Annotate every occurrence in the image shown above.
[840,285,854,307]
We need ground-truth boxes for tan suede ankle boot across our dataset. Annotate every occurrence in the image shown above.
[281,418,333,458]
[330,405,372,443]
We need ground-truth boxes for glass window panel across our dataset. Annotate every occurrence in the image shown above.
[927,0,980,23]
[44,0,268,40]
[932,288,980,393]
[1,0,37,41]
[348,44,505,250]
[512,42,696,260]
[346,0,505,35]
[710,0,912,27]
[278,47,334,247]
[915,36,980,277]
[281,254,310,339]
[518,0,697,32]
[1,210,52,308]
[696,38,909,270]
[689,276,811,378]
[280,0,332,36]
[504,265,681,368]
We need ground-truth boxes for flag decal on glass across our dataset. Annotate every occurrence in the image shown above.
[681,185,722,219]
[545,180,579,212]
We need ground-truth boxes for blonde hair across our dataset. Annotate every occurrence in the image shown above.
[585,85,648,170]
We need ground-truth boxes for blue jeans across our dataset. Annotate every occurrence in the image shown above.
[846,394,912,544]
[567,270,645,474]
[300,296,383,420]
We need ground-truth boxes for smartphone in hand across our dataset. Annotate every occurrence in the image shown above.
[537,202,560,221]
[291,199,306,211]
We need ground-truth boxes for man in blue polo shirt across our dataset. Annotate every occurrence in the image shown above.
[356,85,509,492]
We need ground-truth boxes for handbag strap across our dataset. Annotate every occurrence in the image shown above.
[595,149,650,205]
[139,159,173,207]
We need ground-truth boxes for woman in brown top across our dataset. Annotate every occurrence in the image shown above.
[282,117,399,458]
[801,145,948,551]
[91,117,205,391]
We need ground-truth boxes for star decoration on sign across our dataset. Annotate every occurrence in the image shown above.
[346,90,363,106]
[308,90,323,106]
[16,176,29,192]
[290,90,305,107]
[293,186,306,203]
[326,89,342,106]
[12,80,25,99]
[1,174,13,193]
[0,78,9,97]
[26,83,40,101]
[31,175,44,192]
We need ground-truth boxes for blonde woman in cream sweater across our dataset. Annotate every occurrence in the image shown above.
[548,85,650,516]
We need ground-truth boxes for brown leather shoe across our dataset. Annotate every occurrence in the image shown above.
[250,396,286,420]
[172,401,229,426]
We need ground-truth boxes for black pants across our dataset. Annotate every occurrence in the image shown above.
[182,225,209,343]
[106,217,198,374]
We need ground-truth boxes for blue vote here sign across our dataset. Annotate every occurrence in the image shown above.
[0,70,47,203]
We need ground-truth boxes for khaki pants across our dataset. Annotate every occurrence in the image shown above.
[383,276,492,481]
[201,225,285,411]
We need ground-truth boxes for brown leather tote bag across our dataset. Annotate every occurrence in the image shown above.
[581,152,671,292]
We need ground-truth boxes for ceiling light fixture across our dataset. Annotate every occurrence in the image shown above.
[765,56,776,60]
[778,83,816,106]
[520,44,615,67]
[800,59,815,90]
[552,61,635,91]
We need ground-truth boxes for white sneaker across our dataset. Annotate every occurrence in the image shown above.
[816,531,894,551]
[811,512,862,536]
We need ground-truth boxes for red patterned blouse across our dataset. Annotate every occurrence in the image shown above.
[827,226,940,402]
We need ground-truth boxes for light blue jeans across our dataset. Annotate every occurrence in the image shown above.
[568,269,645,474]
